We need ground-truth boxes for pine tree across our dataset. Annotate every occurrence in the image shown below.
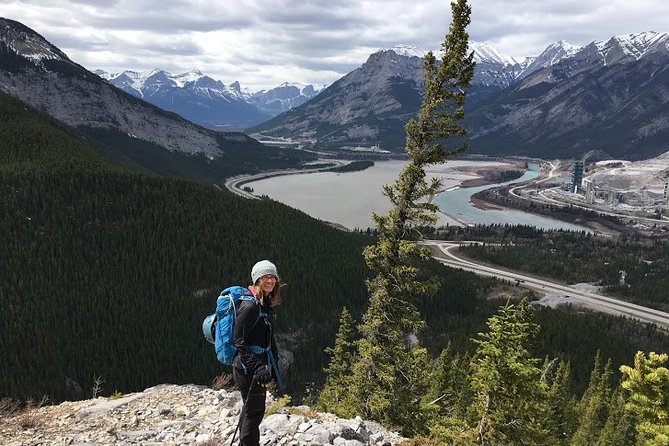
[426,344,472,419]
[317,307,358,417]
[571,356,614,446]
[468,300,550,445]
[347,0,475,435]
[544,360,578,443]
[599,388,637,446]
[620,351,669,446]
[425,346,475,443]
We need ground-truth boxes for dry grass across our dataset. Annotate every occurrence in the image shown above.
[12,396,48,430]
[211,373,234,391]
[398,437,445,446]
[265,394,292,416]
[0,397,21,418]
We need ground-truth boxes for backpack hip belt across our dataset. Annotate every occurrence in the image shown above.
[247,345,284,390]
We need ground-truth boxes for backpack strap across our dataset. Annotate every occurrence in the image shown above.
[238,295,264,328]
[238,299,284,390]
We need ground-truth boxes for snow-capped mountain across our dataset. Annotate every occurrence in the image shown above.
[97,68,269,130]
[97,68,324,129]
[0,17,228,158]
[467,31,669,159]
[96,69,248,100]
[470,41,522,66]
[519,40,580,76]
[247,82,324,116]
[469,40,579,89]
[253,32,669,160]
[593,31,669,62]
[0,17,305,180]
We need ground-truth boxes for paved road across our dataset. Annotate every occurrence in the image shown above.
[424,240,669,329]
[224,161,347,199]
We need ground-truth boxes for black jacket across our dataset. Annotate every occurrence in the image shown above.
[233,297,278,374]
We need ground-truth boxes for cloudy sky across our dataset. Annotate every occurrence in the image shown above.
[1,0,667,91]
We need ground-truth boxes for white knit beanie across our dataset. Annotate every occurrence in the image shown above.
[251,260,279,284]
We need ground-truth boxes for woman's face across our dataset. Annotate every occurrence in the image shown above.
[257,274,277,294]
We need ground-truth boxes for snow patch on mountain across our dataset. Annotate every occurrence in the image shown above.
[470,41,521,66]
[591,31,669,63]
[1,18,68,62]
[375,44,425,59]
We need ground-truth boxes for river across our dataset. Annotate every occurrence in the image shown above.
[244,160,588,231]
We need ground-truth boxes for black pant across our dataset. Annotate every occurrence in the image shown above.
[233,366,267,446]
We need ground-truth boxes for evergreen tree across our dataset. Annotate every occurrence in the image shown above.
[599,388,638,446]
[347,0,475,435]
[317,307,358,417]
[425,346,475,444]
[620,351,669,446]
[468,300,550,445]
[544,360,578,443]
[571,356,614,446]
[426,344,472,420]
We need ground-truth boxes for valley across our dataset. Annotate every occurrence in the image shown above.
[1,7,668,444]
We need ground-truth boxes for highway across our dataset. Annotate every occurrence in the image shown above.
[424,240,669,329]
[223,160,347,199]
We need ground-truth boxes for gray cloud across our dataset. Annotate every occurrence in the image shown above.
[1,0,667,90]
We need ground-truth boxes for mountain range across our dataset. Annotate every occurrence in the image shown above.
[0,17,310,182]
[253,33,669,160]
[96,69,323,130]
[1,15,668,161]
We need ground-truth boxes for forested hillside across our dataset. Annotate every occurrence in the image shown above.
[0,91,494,402]
[1,91,666,409]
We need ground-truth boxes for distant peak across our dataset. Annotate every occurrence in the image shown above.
[546,40,578,51]
[591,31,669,60]
[469,41,519,65]
[143,68,164,79]
[532,40,580,66]
[376,44,425,58]
[392,44,425,58]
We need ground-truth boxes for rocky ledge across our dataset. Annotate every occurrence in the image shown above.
[0,384,405,446]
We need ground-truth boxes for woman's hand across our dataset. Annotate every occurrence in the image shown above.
[254,365,273,386]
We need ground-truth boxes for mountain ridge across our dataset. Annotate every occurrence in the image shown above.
[0,17,310,181]
[251,30,669,160]
[96,68,324,129]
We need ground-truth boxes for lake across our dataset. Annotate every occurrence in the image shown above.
[244,160,588,232]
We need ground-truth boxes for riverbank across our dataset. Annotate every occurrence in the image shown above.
[236,158,584,232]
[454,163,526,188]
[471,186,623,236]
[431,160,528,225]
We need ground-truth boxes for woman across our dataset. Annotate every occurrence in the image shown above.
[233,259,282,446]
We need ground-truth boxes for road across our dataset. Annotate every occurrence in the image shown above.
[423,240,669,329]
[223,161,347,199]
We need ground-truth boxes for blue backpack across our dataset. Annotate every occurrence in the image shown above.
[202,286,256,365]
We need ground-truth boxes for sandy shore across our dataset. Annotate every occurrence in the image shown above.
[435,209,465,227]
[429,161,526,226]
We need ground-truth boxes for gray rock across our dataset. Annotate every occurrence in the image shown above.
[0,384,406,445]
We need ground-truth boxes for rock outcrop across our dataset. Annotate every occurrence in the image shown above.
[0,384,405,446]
